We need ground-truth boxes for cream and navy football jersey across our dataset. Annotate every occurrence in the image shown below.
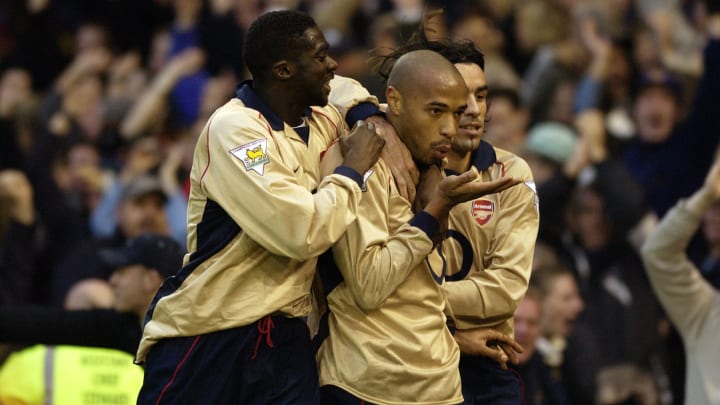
[316,147,463,405]
[138,77,378,362]
[442,141,539,336]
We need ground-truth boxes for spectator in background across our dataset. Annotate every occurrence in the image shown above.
[561,180,664,404]
[21,164,180,307]
[623,4,720,219]
[118,46,206,142]
[520,121,577,249]
[522,121,577,185]
[513,287,569,405]
[0,68,35,171]
[0,170,38,305]
[0,233,185,355]
[526,110,649,257]
[532,265,599,405]
[22,35,112,306]
[451,11,521,90]
[105,174,173,244]
[90,138,188,246]
[165,0,209,128]
[640,151,720,405]
[483,87,528,155]
[522,110,663,403]
[696,196,720,289]
[0,278,144,405]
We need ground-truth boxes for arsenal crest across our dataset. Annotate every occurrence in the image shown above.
[472,199,494,226]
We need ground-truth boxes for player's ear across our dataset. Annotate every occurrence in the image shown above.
[386,86,402,115]
[272,60,294,81]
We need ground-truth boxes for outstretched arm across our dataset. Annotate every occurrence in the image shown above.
[640,153,720,340]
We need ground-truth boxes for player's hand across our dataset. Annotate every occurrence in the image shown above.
[439,170,521,207]
[413,165,448,244]
[367,115,419,202]
[453,328,524,370]
[340,120,385,175]
[413,164,442,213]
[418,168,521,222]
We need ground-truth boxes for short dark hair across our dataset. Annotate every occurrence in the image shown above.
[243,10,317,82]
[375,13,484,80]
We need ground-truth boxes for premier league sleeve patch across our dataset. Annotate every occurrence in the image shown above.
[524,181,540,212]
[230,139,270,175]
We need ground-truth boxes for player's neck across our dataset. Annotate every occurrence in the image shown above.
[254,85,306,127]
[446,149,471,173]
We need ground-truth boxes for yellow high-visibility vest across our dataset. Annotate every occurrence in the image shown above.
[0,345,143,405]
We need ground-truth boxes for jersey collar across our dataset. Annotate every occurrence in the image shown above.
[444,141,496,176]
[235,81,313,131]
[470,140,497,171]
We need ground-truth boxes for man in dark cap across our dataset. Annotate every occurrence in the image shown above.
[0,234,185,354]
[99,233,185,320]
[623,3,720,218]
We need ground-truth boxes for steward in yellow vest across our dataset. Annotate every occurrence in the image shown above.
[0,344,143,405]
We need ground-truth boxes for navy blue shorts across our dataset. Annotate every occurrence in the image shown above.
[320,385,378,405]
[459,355,526,405]
[320,384,464,405]
[137,315,319,404]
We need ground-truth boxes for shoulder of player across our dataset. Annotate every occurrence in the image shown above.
[210,98,272,131]
[308,104,345,128]
[211,98,344,130]
[491,146,533,180]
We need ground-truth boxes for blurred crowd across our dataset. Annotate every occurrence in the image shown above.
[1,0,719,404]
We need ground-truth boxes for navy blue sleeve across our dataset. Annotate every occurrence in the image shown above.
[345,102,383,128]
[410,211,440,240]
[333,166,364,188]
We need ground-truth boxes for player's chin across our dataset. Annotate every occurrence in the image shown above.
[451,138,475,154]
[313,93,329,107]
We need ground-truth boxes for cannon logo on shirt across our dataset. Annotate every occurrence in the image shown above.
[472,199,494,226]
[231,139,270,175]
